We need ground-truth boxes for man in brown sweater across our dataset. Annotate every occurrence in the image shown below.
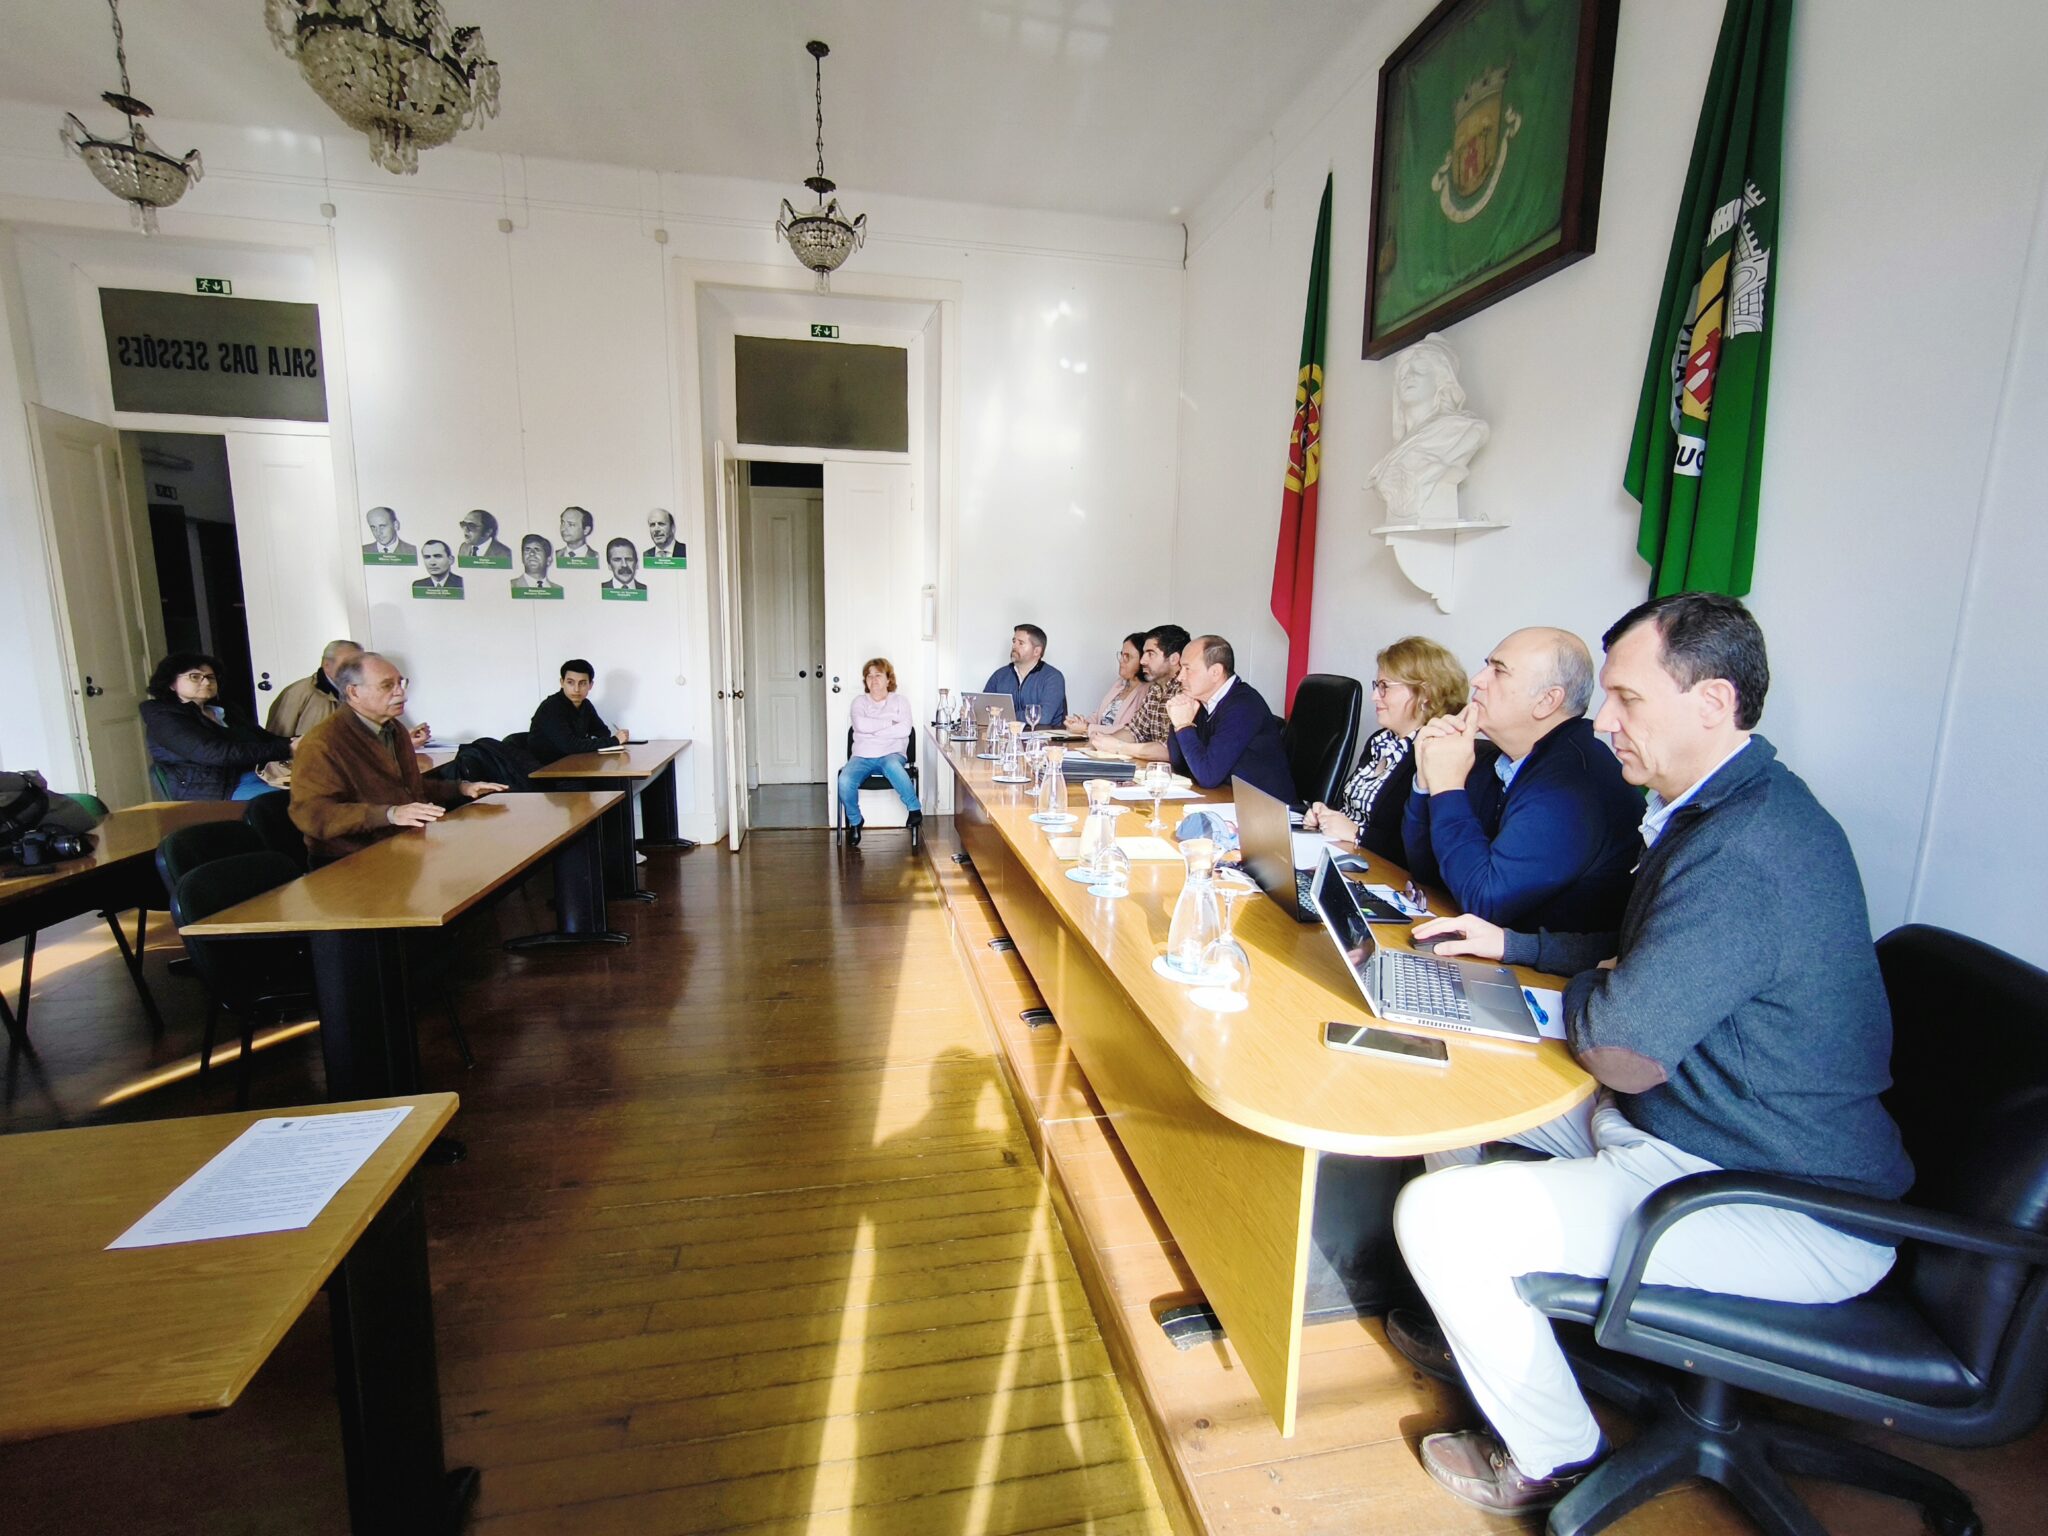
[290,652,503,862]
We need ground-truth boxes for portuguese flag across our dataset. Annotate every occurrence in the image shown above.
[1271,173,1333,711]
[1624,0,1791,597]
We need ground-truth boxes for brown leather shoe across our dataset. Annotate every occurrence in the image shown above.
[1385,1307,1462,1387]
[1419,1430,1597,1515]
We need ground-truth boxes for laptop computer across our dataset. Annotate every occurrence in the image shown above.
[1308,850,1540,1042]
[958,691,1016,727]
[1234,776,1403,925]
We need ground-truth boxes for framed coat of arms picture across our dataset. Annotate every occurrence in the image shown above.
[1363,0,1620,359]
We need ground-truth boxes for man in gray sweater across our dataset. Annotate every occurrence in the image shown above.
[1388,593,1911,1517]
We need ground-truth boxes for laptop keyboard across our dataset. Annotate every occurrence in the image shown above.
[1382,952,1474,1022]
[1293,869,1318,920]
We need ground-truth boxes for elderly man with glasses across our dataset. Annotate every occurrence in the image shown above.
[289,652,503,864]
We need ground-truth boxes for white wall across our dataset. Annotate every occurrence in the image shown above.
[0,102,1183,836]
[1174,0,2048,957]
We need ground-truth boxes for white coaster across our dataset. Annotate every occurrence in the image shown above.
[1152,953,1227,986]
[1087,882,1130,899]
[991,773,1030,784]
[1188,987,1249,1013]
[1065,866,1105,884]
[1028,812,1077,825]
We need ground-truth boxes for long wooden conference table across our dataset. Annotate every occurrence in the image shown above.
[0,1093,473,1534]
[934,732,1591,1435]
[1,800,245,1051]
[183,792,622,1104]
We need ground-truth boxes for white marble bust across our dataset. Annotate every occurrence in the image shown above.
[1366,334,1490,526]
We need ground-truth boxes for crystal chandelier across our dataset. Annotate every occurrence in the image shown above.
[58,0,202,235]
[776,41,867,293]
[265,0,500,176]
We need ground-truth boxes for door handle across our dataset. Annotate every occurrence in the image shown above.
[831,675,842,694]
[257,671,273,692]
[798,670,807,678]
[734,689,745,700]
[83,675,104,698]
[717,689,727,700]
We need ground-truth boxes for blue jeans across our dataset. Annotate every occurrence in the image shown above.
[231,771,274,801]
[837,754,919,824]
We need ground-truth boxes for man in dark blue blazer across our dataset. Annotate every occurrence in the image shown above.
[1166,635,1296,803]
[1402,627,1639,932]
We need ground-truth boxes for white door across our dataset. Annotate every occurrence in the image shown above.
[746,489,825,784]
[713,443,750,850]
[822,462,918,827]
[30,406,154,806]
[223,430,349,712]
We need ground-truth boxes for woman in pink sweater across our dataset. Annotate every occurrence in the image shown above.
[839,657,920,846]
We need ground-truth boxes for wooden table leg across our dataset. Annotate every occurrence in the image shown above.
[326,1174,479,1535]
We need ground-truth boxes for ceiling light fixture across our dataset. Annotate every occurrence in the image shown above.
[265,0,500,176]
[776,41,866,293]
[59,0,203,234]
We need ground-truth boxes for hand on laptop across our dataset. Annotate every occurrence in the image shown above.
[1412,913,1504,960]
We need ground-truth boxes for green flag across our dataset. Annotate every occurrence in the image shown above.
[1624,0,1791,597]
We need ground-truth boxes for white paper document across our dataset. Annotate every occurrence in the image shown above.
[1289,830,1330,870]
[108,1106,414,1250]
[1521,987,1569,1042]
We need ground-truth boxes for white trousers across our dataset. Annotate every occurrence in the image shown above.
[1392,1093,1897,1476]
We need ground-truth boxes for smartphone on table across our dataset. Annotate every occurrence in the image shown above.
[1322,1020,1450,1066]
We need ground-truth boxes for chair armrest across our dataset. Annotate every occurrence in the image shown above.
[1595,1170,2048,1347]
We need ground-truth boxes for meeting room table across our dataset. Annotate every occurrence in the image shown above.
[931,727,1591,1435]
[1,799,244,1052]
[0,1092,476,1534]
[528,738,694,902]
[180,792,623,1108]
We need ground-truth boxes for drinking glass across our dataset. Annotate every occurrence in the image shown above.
[1025,702,1041,732]
[1088,843,1131,898]
[1145,762,1173,834]
[1190,882,1253,1012]
[1164,837,1222,979]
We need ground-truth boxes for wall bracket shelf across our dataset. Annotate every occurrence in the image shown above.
[1371,519,1508,613]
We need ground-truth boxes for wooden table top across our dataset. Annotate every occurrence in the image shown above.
[0,800,245,908]
[181,791,619,935]
[937,735,1594,1156]
[529,738,690,781]
[0,1093,456,1441]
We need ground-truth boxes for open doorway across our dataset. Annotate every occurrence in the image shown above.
[739,460,829,829]
[133,432,258,722]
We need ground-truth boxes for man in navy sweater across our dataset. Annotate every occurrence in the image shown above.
[1402,626,1639,931]
[1166,635,1295,803]
[1387,595,1909,1517]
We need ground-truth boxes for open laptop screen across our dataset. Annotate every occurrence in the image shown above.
[1309,852,1378,996]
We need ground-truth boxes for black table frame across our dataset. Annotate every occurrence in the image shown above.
[544,758,693,904]
[2,859,167,1053]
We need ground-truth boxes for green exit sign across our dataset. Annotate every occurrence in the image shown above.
[195,277,232,296]
[810,323,839,339]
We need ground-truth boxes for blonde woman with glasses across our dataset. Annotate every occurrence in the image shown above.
[1304,636,1467,862]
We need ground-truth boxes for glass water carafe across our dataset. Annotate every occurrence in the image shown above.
[1077,778,1124,870]
[983,706,1005,756]
[1165,836,1223,979]
[1037,746,1068,818]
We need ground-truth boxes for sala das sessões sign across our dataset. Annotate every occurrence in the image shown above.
[99,287,328,422]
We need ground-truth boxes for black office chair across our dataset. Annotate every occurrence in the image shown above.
[155,820,266,893]
[1280,673,1363,807]
[1516,925,2048,1536]
[167,851,314,1109]
[834,728,920,848]
[242,789,308,872]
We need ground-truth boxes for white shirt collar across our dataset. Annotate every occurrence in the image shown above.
[1207,674,1237,711]
[1641,738,1752,846]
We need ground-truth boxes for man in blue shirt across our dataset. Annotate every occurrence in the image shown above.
[981,623,1067,726]
[1402,626,1639,932]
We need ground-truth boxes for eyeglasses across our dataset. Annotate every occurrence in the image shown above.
[360,676,409,694]
[179,670,217,684]
[1370,678,1413,696]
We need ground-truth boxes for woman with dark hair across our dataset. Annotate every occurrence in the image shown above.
[140,653,294,801]
[1063,632,1148,736]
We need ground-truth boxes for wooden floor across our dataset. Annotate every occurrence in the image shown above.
[0,831,1172,1534]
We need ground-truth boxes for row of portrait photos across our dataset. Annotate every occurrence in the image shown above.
[360,505,686,603]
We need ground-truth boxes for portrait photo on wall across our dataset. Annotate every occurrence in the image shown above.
[1363,0,1619,358]
[644,508,687,569]
[361,505,418,565]
[456,508,512,568]
[557,505,599,567]
[602,537,648,601]
[412,539,464,599]
[511,533,564,599]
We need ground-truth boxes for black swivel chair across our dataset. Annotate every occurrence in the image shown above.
[1280,673,1363,807]
[834,728,920,848]
[167,851,315,1109]
[242,789,308,872]
[1516,924,2048,1536]
[155,820,266,893]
